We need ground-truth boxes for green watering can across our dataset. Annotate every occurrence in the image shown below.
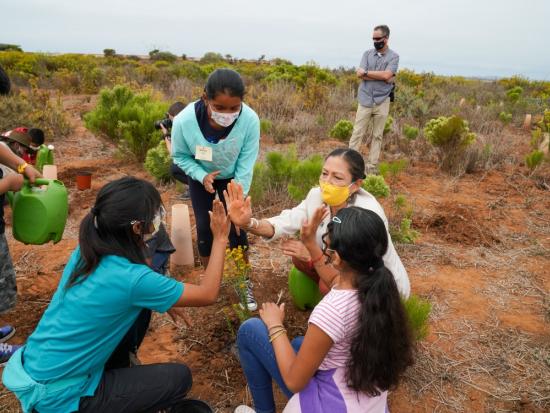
[6,178,68,245]
[288,266,323,311]
[35,144,55,172]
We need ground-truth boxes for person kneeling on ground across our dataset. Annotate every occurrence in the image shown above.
[2,176,230,413]
[235,206,414,413]
[224,148,410,298]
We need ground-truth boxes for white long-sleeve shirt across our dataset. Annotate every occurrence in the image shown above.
[266,187,411,298]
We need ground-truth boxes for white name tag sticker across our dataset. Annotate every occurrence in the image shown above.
[195,145,213,162]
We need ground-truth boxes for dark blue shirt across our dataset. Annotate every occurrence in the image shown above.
[194,99,237,144]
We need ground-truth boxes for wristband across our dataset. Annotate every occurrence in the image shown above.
[269,329,287,343]
[308,253,324,269]
[268,324,284,332]
[17,162,28,174]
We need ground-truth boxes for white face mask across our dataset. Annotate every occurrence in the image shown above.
[210,106,240,128]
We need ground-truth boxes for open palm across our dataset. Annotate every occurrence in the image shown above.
[223,180,252,227]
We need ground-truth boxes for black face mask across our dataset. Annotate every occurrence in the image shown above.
[374,40,385,51]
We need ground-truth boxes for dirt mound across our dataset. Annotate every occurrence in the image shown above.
[418,202,501,247]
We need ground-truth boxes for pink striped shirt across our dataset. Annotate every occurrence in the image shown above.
[308,288,362,370]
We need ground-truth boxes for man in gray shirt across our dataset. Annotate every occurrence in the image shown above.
[349,24,399,174]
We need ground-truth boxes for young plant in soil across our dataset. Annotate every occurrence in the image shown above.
[223,246,252,331]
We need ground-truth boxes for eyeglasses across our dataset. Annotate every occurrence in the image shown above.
[131,206,166,226]
[372,36,386,41]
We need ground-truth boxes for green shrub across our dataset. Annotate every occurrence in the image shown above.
[103,48,116,58]
[151,51,178,63]
[144,141,172,182]
[200,52,225,64]
[525,150,544,171]
[249,149,323,204]
[424,115,476,173]
[0,88,71,139]
[329,119,354,141]
[249,162,269,203]
[362,175,390,198]
[288,155,323,201]
[378,159,408,181]
[383,115,393,135]
[84,85,167,161]
[0,44,22,52]
[498,111,513,124]
[391,218,419,244]
[403,124,419,140]
[260,119,273,135]
[506,86,523,103]
[403,295,431,341]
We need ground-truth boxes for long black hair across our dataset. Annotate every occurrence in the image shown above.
[204,68,245,100]
[325,206,413,395]
[326,148,366,181]
[66,176,161,289]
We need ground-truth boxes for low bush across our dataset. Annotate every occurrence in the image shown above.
[424,115,476,174]
[383,115,394,136]
[498,111,513,124]
[84,85,167,161]
[391,218,419,244]
[288,155,323,201]
[378,159,408,181]
[329,119,354,141]
[0,87,70,139]
[403,295,431,341]
[403,124,419,140]
[144,141,172,182]
[260,119,272,135]
[525,150,544,172]
[362,175,390,198]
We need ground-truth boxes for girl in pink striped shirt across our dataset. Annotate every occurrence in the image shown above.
[235,206,414,413]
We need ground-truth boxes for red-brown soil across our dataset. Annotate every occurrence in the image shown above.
[1,95,548,412]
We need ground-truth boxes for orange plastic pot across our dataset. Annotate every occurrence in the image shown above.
[76,171,92,190]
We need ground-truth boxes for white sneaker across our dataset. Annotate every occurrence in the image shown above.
[235,405,256,413]
[245,279,258,311]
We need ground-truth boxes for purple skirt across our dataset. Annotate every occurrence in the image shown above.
[283,368,388,413]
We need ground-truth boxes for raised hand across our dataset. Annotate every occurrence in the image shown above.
[209,199,231,241]
[223,180,252,228]
[300,206,329,247]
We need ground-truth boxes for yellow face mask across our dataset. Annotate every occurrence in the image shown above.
[319,181,353,206]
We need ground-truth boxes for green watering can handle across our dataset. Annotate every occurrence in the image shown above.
[25,178,52,186]
[6,178,53,206]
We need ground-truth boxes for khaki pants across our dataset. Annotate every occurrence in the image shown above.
[348,98,390,168]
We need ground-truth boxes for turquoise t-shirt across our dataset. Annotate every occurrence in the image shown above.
[20,247,184,413]
[171,100,260,195]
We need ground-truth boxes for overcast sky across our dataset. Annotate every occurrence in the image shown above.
[2,0,549,79]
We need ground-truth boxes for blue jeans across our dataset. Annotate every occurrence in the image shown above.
[237,318,304,413]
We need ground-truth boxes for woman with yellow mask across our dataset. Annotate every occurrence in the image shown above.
[224,148,410,298]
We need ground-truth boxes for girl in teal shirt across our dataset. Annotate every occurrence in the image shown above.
[171,68,260,311]
[3,177,230,413]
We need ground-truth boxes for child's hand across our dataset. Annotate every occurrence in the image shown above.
[260,302,286,329]
[281,239,310,262]
[4,174,24,192]
[300,206,329,247]
[209,199,230,242]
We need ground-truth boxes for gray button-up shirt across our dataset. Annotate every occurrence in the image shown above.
[358,48,399,107]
